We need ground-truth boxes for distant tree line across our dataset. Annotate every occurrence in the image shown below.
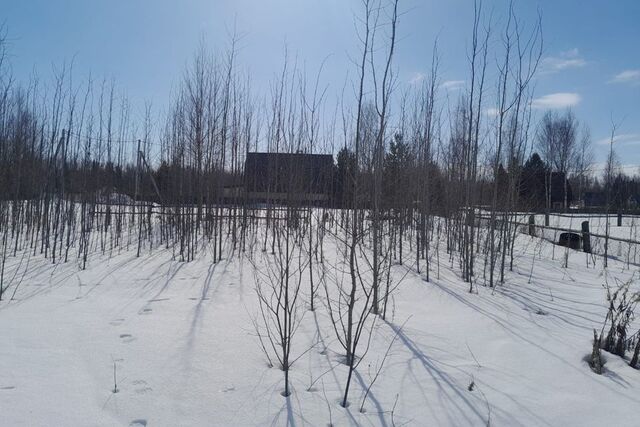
[4,2,640,410]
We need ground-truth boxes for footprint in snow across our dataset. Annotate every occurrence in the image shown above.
[129,420,147,427]
[1,386,16,390]
[132,380,153,394]
[110,318,125,326]
[138,308,152,315]
[120,334,135,343]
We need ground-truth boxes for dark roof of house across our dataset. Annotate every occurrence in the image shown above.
[246,152,333,162]
[244,152,334,194]
[583,191,607,206]
[549,172,572,203]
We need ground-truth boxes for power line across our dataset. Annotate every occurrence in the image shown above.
[67,130,164,148]
[583,164,640,173]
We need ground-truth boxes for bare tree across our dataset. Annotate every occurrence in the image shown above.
[537,109,578,211]
[573,125,594,205]
[253,215,309,397]
[602,119,620,268]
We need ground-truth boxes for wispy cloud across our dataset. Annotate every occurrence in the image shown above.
[531,92,581,109]
[441,80,465,90]
[540,48,586,74]
[408,72,426,85]
[485,107,499,117]
[608,69,640,85]
[590,162,640,176]
[595,133,640,146]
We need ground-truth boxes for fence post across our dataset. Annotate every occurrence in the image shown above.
[528,214,535,236]
[544,212,549,227]
[582,220,591,253]
[617,211,622,227]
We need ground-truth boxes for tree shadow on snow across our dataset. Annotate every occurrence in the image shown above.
[384,319,527,427]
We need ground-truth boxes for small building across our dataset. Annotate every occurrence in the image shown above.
[89,187,135,205]
[518,167,573,211]
[243,152,334,205]
[628,194,640,209]
[548,172,573,210]
[583,191,607,208]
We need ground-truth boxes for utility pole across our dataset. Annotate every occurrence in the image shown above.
[135,139,142,257]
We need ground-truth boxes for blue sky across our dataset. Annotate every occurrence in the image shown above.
[3,0,639,171]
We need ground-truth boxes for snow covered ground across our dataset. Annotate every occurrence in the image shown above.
[483,212,640,265]
[534,214,640,265]
[1,225,640,426]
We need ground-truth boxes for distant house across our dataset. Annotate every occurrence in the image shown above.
[93,187,135,205]
[548,172,573,210]
[243,152,334,205]
[583,191,607,208]
[582,192,640,210]
[628,194,640,209]
[519,169,572,210]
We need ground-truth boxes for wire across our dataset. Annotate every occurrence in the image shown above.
[67,130,164,148]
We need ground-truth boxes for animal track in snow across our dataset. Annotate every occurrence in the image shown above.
[132,380,152,394]
[129,420,147,427]
[120,334,135,343]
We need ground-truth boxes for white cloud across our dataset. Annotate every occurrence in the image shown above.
[531,92,581,109]
[540,49,586,74]
[595,133,640,146]
[485,107,500,117]
[441,80,465,90]
[408,72,426,85]
[608,69,640,85]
